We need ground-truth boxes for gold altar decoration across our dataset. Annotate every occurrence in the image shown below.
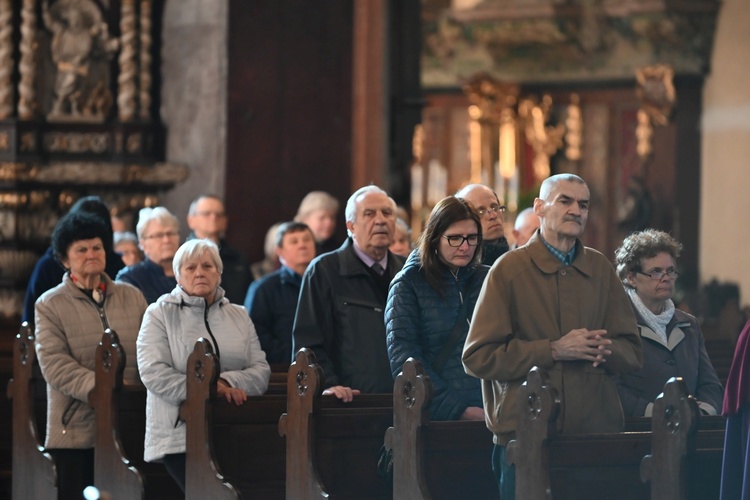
[518,94,565,184]
[635,64,676,161]
[463,73,520,207]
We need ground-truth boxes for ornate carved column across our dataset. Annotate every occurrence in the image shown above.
[139,0,152,120]
[118,0,137,122]
[17,0,37,120]
[0,0,12,121]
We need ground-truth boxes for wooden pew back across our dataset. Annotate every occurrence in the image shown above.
[279,348,393,499]
[93,328,144,498]
[507,366,725,500]
[7,322,57,500]
[180,338,288,499]
[385,358,497,500]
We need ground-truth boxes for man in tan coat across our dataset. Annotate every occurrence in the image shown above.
[462,173,642,500]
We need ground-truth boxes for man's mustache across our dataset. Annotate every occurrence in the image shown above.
[563,216,582,224]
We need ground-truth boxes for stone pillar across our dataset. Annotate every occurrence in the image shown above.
[160,0,228,235]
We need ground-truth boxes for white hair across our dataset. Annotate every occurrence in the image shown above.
[172,238,223,283]
[136,206,179,240]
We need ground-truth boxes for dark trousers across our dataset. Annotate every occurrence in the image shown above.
[163,452,187,494]
[492,444,516,500]
[48,448,94,499]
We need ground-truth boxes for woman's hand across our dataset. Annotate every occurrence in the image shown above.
[459,406,485,421]
[217,378,247,406]
[322,385,361,402]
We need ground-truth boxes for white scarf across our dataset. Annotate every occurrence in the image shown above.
[628,288,674,345]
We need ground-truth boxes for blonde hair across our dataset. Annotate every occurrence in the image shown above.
[295,191,339,221]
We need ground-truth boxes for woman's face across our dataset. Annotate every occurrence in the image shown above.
[437,219,479,271]
[303,209,336,243]
[63,237,106,280]
[389,227,411,258]
[178,252,221,302]
[628,251,677,309]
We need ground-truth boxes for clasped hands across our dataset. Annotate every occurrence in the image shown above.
[550,328,612,367]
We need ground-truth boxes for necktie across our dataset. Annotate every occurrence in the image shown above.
[371,263,384,276]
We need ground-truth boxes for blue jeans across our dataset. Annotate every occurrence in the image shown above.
[492,444,516,500]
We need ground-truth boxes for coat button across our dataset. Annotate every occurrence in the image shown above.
[666,359,676,366]
[560,269,567,276]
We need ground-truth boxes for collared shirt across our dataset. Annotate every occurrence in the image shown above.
[351,239,388,272]
[540,235,577,265]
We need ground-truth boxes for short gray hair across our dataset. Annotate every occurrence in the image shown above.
[172,238,223,282]
[343,185,394,237]
[539,174,587,200]
[136,206,180,240]
[344,185,392,224]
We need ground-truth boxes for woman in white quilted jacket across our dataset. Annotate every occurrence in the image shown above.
[137,238,270,493]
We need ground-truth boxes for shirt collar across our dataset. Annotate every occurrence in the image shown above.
[540,234,577,265]
[351,239,388,271]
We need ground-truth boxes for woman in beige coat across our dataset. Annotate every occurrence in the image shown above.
[35,210,147,498]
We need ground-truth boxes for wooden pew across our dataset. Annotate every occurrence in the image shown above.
[279,348,393,499]
[92,328,144,498]
[180,338,288,499]
[6,322,57,500]
[384,357,498,500]
[507,366,725,500]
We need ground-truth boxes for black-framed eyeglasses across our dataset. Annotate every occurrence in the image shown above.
[637,269,679,281]
[443,234,480,247]
[476,205,506,217]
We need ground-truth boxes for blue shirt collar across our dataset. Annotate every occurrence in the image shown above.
[540,235,577,266]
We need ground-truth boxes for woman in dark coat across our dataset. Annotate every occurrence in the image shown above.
[720,318,750,499]
[385,196,488,421]
[613,229,722,417]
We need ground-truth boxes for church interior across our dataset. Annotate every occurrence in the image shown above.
[1,0,749,497]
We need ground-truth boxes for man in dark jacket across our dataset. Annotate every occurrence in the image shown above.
[456,184,509,265]
[186,194,253,305]
[292,185,406,401]
[245,221,316,365]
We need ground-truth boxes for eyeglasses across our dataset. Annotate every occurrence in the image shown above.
[637,269,679,281]
[443,234,480,247]
[143,231,179,240]
[476,205,506,217]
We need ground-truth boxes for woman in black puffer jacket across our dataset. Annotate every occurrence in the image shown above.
[385,196,489,421]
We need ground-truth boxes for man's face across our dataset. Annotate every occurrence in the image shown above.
[277,228,316,271]
[140,220,180,264]
[461,186,504,241]
[534,181,590,240]
[346,191,396,257]
[513,213,541,247]
[187,197,227,241]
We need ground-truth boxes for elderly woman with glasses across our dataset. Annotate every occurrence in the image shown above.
[614,229,722,417]
[116,206,180,304]
[385,196,488,421]
[137,238,270,492]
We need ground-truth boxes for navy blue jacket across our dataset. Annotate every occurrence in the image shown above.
[115,258,176,304]
[385,251,488,420]
[245,265,302,364]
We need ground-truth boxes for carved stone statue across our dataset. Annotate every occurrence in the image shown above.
[43,0,118,122]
